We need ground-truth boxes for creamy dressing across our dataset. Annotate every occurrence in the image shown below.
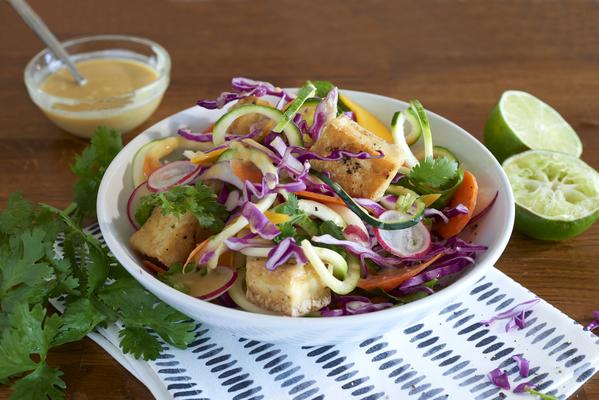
[38,58,163,137]
[172,268,234,298]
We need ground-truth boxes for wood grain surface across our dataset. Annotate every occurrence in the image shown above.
[1,0,598,398]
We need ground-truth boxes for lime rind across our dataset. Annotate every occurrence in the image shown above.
[499,90,582,157]
[504,150,599,221]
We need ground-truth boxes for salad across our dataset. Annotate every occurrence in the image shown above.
[127,78,495,317]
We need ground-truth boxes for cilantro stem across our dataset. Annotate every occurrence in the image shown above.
[62,202,77,216]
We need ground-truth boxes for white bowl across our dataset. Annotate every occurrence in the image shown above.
[97,90,514,345]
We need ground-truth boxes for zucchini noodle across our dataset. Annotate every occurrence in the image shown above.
[300,240,360,295]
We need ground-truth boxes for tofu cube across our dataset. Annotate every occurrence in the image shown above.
[130,208,199,267]
[310,115,404,200]
[245,257,331,316]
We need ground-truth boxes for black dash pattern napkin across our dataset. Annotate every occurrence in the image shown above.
[60,225,599,400]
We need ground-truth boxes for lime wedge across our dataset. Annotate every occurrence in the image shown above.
[484,90,582,162]
[503,150,599,240]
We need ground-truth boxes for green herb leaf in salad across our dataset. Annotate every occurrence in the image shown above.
[273,194,318,243]
[408,156,459,190]
[135,181,227,231]
[314,220,347,258]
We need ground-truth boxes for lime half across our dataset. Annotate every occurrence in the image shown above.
[503,150,599,240]
[485,90,582,162]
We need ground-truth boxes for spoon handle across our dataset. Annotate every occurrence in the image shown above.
[8,0,87,86]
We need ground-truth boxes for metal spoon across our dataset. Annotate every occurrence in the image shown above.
[8,0,87,86]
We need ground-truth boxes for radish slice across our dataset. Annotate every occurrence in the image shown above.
[379,194,398,210]
[127,181,152,230]
[374,210,431,258]
[327,204,369,244]
[467,190,498,227]
[147,160,201,192]
[174,266,238,301]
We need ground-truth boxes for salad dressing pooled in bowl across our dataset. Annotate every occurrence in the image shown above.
[25,35,170,138]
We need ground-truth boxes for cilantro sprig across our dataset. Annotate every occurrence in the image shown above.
[408,156,459,190]
[135,181,227,231]
[69,127,122,223]
[273,194,318,243]
[0,127,196,398]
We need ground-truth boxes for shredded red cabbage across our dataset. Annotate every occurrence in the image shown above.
[213,291,238,309]
[398,255,475,289]
[224,233,271,251]
[513,382,537,393]
[197,91,255,110]
[242,178,306,203]
[584,310,599,331]
[178,128,261,143]
[393,284,435,297]
[216,185,229,204]
[391,173,404,184]
[320,295,393,317]
[354,198,387,217]
[198,250,215,265]
[290,146,383,163]
[240,202,280,240]
[512,354,530,377]
[424,204,469,223]
[310,87,338,141]
[197,77,293,109]
[301,175,335,196]
[312,234,402,268]
[481,298,540,332]
[487,368,511,390]
[265,237,307,271]
[343,111,356,121]
[231,77,294,100]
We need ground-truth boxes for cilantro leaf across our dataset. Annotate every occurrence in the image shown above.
[136,181,227,231]
[0,303,62,381]
[98,278,195,358]
[273,194,318,243]
[0,329,38,380]
[0,229,54,312]
[408,156,459,190]
[10,363,66,400]
[314,221,347,258]
[70,126,122,223]
[118,326,162,361]
[54,298,107,346]
[318,220,345,239]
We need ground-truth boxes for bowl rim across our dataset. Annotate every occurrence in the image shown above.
[97,89,515,328]
[24,34,171,117]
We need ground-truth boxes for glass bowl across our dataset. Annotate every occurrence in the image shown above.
[24,34,171,138]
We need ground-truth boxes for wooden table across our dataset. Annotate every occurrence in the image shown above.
[1,0,598,398]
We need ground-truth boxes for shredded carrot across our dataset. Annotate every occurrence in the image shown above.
[295,191,346,206]
[184,239,210,269]
[357,253,443,292]
[143,260,166,275]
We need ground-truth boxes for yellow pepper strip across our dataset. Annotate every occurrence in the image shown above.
[420,193,442,207]
[339,93,393,142]
[264,211,291,225]
[191,148,228,165]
